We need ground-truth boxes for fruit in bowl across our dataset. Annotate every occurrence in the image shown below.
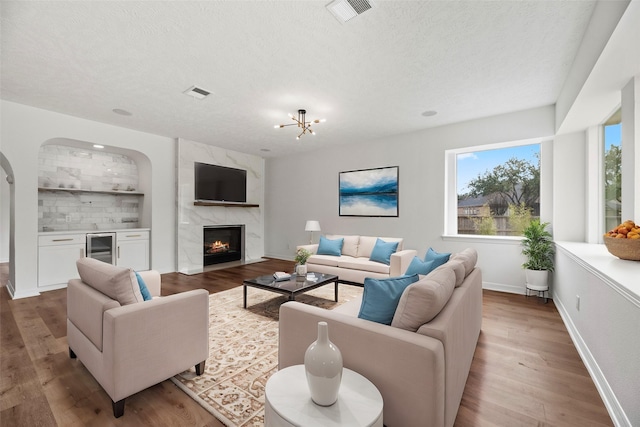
[603,220,640,260]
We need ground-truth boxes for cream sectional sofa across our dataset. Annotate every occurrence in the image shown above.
[279,248,481,427]
[297,234,417,284]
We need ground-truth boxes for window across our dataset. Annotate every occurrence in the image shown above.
[603,109,621,232]
[447,141,541,237]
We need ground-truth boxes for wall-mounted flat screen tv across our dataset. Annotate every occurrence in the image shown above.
[194,162,247,203]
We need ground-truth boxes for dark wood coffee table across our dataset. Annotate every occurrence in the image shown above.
[243,273,339,308]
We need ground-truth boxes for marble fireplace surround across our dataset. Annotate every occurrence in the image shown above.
[177,138,264,275]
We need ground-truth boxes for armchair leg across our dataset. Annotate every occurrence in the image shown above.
[112,399,125,418]
[195,361,206,376]
[69,348,76,359]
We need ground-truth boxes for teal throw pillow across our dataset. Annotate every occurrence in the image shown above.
[358,274,420,325]
[135,272,152,301]
[424,247,451,269]
[317,236,344,256]
[369,238,399,265]
[405,257,437,276]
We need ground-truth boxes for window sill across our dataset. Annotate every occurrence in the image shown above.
[555,241,640,307]
[441,234,523,245]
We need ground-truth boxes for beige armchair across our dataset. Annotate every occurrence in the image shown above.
[67,257,209,417]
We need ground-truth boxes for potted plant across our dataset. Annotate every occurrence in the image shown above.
[294,248,312,275]
[521,220,555,292]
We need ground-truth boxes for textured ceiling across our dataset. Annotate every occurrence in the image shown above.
[1,1,596,157]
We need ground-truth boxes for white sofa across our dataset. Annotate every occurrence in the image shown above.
[279,248,481,427]
[297,234,417,284]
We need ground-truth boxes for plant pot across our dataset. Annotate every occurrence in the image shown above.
[525,269,549,291]
[296,264,308,275]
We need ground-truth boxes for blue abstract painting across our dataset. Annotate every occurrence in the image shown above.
[339,166,399,217]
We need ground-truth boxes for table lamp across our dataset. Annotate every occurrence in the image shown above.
[305,220,321,244]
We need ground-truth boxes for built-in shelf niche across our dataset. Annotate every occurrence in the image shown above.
[38,187,144,196]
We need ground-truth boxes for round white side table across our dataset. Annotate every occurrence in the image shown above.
[265,365,383,427]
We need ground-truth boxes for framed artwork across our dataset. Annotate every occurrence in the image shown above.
[339,166,399,217]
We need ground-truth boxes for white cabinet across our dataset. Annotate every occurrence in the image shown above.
[38,234,86,289]
[116,230,149,271]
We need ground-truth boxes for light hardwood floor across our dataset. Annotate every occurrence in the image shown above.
[1,260,612,426]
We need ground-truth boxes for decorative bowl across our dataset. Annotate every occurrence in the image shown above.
[603,236,640,261]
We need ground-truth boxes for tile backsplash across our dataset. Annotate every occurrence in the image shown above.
[38,145,140,231]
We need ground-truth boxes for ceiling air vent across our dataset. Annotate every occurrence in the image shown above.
[183,85,211,100]
[327,0,374,23]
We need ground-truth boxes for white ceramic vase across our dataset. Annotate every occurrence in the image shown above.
[304,321,343,406]
[296,264,307,275]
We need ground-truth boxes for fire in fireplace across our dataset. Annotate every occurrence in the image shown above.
[206,240,230,254]
[203,225,243,266]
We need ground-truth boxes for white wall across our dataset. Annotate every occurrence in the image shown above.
[265,105,555,293]
[552,131,587,242]
[0,172,9,262]
[0,100,176,299]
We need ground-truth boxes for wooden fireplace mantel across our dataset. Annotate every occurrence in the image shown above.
[194,201,259,208]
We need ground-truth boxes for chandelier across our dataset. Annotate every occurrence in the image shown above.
[274,109,326,140]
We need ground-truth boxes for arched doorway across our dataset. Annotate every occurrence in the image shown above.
[0,152,16,293]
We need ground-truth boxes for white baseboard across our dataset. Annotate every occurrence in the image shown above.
[482,281,527,295]
[6,280,41,299]
[554,296,631,427]
[264,253,294,262]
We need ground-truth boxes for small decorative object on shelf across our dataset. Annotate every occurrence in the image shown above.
[304,321,343,406]
[603,220,640,261]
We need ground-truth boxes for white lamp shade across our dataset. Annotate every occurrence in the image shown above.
[305,220,321,232]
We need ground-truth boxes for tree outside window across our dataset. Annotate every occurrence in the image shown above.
[457,144,540,236]
[603,113,621,232]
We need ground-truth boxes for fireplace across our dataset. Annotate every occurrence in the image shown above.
[203,225,244,266]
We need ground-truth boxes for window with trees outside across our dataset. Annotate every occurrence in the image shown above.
[603,109,621,232]
[456,143,540,236]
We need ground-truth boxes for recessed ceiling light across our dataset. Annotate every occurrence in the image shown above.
[93,144,104,149]
[421,110,438,117]
[112,108,132,116]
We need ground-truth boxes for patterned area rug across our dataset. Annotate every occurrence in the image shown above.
[170,283,363,426]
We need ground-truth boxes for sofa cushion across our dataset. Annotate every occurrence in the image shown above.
[317,236,344,256]
[405,257,437,276]
[76,257,144,305]
[327,234,359,257]
[451,248,478,277]
[391,267,456,331]
[357,236,403,258]
[307,254,341,267]
[358,274,420,325]
[440,259,466,287]
[424,247,451,269]
[369,238,399,265]
[338,257,390,274]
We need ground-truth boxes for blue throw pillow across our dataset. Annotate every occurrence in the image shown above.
[405,257,437,276]
[317,236,344,256]
[424,247,451,269]
[135,272,152,301]
[369,238,399,265]
[358,274,420,325]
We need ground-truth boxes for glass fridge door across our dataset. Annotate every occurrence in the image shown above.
[87,233,116,265]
